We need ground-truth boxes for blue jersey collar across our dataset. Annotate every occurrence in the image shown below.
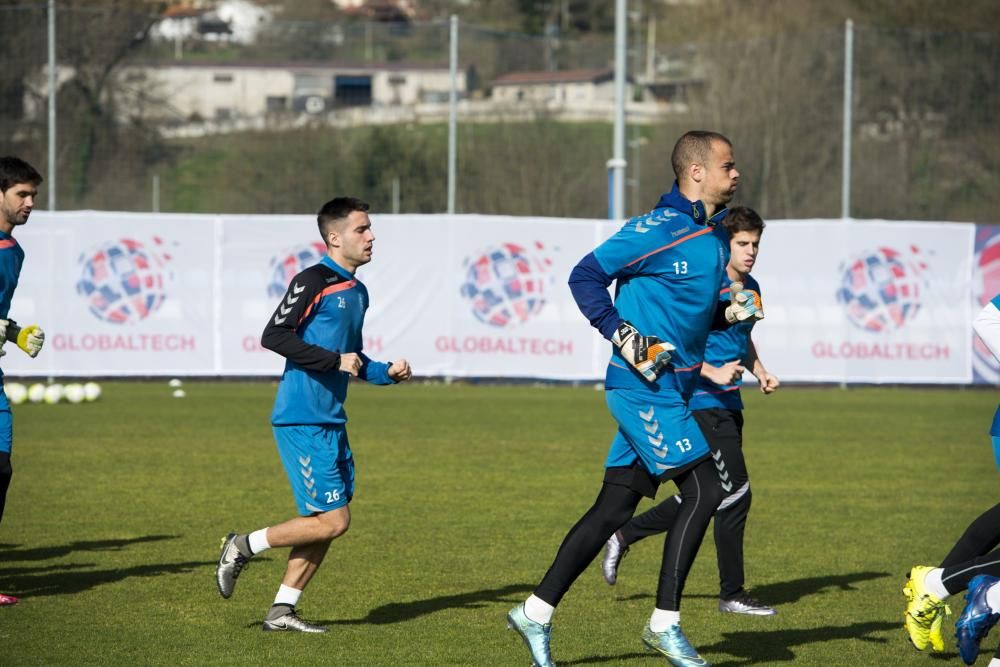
[653,182,728,226]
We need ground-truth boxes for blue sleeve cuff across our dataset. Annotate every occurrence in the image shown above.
[359,354,393,385]
[568,252,622,340]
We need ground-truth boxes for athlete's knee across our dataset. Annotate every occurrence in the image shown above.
[316,508,350,541]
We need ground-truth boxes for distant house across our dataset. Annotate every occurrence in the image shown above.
[151,0,273,45]
[491,68,632,106]
[115,60,465,122]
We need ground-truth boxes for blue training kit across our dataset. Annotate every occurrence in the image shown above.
[688,274,762,412]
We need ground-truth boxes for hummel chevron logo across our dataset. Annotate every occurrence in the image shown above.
[300,466,313,478]
[643,420,659,434]
[639,406,655,421]
[714,459,726,472]
[712,451,722,461]
[273,302,293,325]
[633,217,663,234]
[292,282,305,294]
[304,478,315,490]
[298,456,311,466]
[310,489,317,499]
[653,447,668,459]
[647,433,663,447]
[721,481,733,492]
[655,463,669,471]
[718,470,730,481]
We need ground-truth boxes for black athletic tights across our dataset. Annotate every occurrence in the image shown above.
[0,451,11,524]
[534,456,722,611]
[939,501,1000,596]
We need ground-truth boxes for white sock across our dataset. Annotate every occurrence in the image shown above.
[523,595,555,624]
[273,584,302,608]
[924,568,949,600]
[988,658,1000,667]
[249,528,272,555]
[986,582,1000,613]
[649,608,680,632]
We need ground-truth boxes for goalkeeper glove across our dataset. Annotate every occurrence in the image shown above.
[725,282,764,324]
[2,321,44,358]
[611,320,675,382]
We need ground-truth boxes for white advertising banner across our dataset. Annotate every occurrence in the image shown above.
[750,220,975,383]
[0,211,986,384]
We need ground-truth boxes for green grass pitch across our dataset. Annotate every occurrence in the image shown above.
[0,381,996,665]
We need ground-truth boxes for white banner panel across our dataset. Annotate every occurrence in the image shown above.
[7,212,218,376]
[750,220,975,383]
[0,212,985,384]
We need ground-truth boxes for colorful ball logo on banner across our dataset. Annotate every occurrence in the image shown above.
[972,227,1000,382]
[836,246,928,333]
[77,237,174,325]
[268,242,327,298]
[460,241,553,328]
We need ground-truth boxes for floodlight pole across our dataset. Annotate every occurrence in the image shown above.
[841,18,853,220]
[447,15,458,214]
[47,0,56,210]
[611,0,627,220]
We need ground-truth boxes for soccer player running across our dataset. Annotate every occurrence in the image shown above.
[0,157,47,608]
[215,197,412,632]
[600,206,779,617]
[904,293,1000,665]
[507,131,762,667]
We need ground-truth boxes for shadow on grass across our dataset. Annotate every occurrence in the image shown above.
[322,582,536,626]
[563,621,899,665]
[0,560,211,597]
[0,535,179,562]
[618,571,891,606]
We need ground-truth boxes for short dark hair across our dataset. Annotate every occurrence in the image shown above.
[317,196,370,235]
[723,206,765,235]
[0,157,42,193]
[670,131,732,180]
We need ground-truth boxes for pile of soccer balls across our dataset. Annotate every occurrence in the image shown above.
[5,381,102,405]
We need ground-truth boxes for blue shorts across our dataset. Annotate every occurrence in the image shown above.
[0,384,11,454]
[273,424,354,516]
[605,386,710,478]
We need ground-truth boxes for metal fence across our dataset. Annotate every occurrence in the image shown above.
[2,3,998,222]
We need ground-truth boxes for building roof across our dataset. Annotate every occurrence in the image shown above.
[492,68,615,86]
[127,60,451,73]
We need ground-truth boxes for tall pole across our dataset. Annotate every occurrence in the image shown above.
[841,18,853,220]
[47,0,56,210]
[611,0,627,220]
[447,15,458,214]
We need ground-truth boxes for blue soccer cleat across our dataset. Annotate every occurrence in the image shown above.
[507,604,555,667]
[642,624,711,666]
[956,575,1000,666]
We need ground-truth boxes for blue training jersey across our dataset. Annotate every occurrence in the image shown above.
[263,255,391,426]
[0,231,25,379]
[689,274,762,411]
[569,183,730,400]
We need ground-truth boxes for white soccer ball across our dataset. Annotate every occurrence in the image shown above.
[64,383,85,404]
[27,383,46,403]
[83,381,102,402]
[168,378,183,388]
[172,388,186,398]
[5,383,26,405]
[43,384,63,404]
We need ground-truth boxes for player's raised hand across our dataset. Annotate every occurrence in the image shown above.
[388,359,412,382]
[703,360,745,385]
[339,352,362,376]
[725,281,764,324]
[757,370,780,394]
[612,320,675,382]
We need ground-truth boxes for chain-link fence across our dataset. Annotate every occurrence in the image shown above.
[2,3,998,221]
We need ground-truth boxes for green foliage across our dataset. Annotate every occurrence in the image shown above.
[0,381,995,664]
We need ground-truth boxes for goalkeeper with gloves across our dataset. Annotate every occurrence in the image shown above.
[507,131,760,667]
[0,157,46,608]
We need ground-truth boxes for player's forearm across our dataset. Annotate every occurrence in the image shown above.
[357,352,392,385]
[568,252,621,340]
[260,328,341,372]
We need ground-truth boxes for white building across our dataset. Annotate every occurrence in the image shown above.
[151,0,273,44]
[116,60,465,122]
[491,68,628,106]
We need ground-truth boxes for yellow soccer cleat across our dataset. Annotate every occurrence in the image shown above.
[904,566,951,652]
